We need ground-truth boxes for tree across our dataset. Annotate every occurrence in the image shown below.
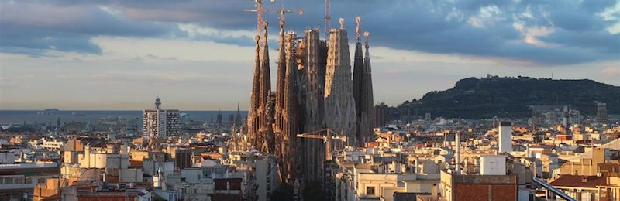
[270,183,294,201]
[302,181,324,201]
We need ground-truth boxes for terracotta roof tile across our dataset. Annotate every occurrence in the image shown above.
[550,175,608,188]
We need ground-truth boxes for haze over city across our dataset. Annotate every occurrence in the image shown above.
[1,0,618,110]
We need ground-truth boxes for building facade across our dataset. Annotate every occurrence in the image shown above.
[142,97,181,138]
[352,21,375,146]
[324,22,357,145]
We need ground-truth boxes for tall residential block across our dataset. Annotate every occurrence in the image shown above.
[498,121,512,153]
[143,97,180,138]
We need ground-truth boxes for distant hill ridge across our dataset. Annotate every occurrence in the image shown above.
[399,76,620,119]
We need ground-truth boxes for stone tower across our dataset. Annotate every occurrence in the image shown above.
[247,34,261,149]
[274,18,287,135]
[280,32,300,182]
[247,21,273,153]
[324,19,357,145]
[362,31,375,145]
[273,16,301,181]
[303,29,327,133]
[352,19,365,145]
[353,18,375,146]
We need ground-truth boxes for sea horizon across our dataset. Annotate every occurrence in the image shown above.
[0,110,247,125]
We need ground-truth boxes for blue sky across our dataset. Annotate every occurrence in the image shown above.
[0,0,619,110]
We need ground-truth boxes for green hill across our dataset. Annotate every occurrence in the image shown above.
[399,76,620,119]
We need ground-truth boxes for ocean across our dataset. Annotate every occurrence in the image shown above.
[0,110,247,125]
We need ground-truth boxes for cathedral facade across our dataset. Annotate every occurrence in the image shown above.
[246,17,375,183]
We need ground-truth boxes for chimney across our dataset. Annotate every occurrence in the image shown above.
[455,132,461,174]
[431,183,438,200]
[414,157,419,174]
[499,121,512,153]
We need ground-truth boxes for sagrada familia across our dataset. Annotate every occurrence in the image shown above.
[245,15,375,183]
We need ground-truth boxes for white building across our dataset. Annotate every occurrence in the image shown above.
[41,139,64,151]
[499,121,512,153]
[254,155,277,201]
[480,155,506,175]
[76,145,130,169]
[226,152,277,201]
[335,162,439,201]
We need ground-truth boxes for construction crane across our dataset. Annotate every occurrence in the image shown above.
[296,128,347,161]
[214,0,272,36]
[240,0,275,37]
[244,5,304,28]
[245,2,303,52]
[324,0,331,39]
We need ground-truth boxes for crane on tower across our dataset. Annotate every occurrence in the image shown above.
[325,0,331,39]
[244,2,303,49]
[253,0,274,36]
[216,0,273,36]
[243,4,304,28]
[296,128,346,161]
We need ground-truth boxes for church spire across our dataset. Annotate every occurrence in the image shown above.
[361,31,375,145]
[247,34,262,148]
[352,16,365,145]
[259,21,271,108]
[235,102,242,127]
[275,16,286,134]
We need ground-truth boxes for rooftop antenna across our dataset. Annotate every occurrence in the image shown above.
[155,95,161,109]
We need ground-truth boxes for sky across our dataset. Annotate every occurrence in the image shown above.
[0,0,618,110]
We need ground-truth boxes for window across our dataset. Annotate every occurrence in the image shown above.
[367,187,375,195]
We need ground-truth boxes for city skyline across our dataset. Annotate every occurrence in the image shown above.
[1,0,619,110]
[0,1,619,200]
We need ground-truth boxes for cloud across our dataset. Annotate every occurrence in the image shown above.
[601,66,620,77]
[0,2,177,55]
[0,0,618,64]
